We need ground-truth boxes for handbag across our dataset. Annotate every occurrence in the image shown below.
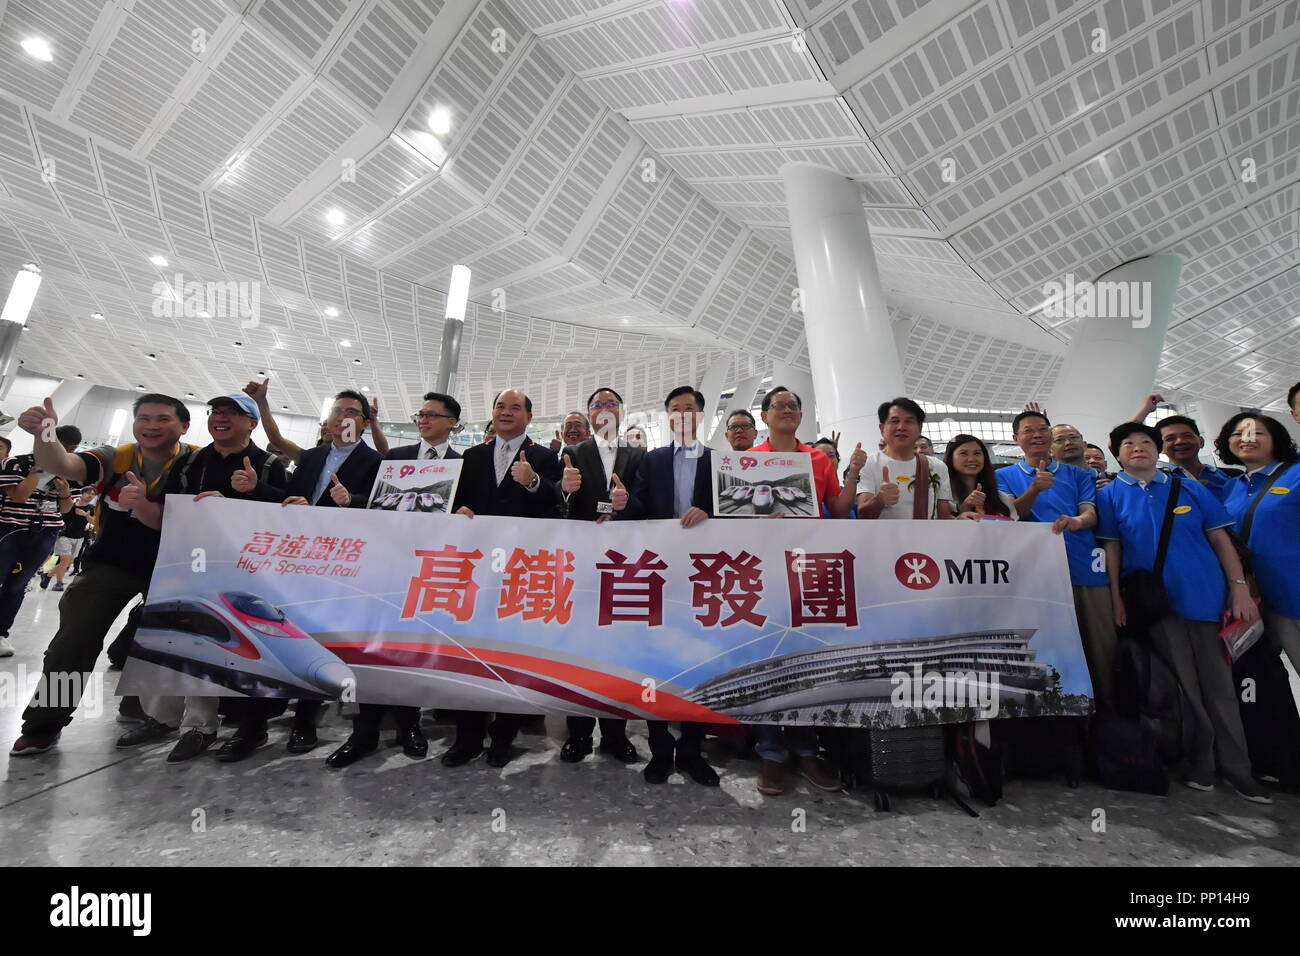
[1119,474,1181,629]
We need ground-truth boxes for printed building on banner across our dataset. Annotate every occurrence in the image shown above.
[686,630,1074,728]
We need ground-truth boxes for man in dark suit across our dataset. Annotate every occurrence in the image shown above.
[326,391,464,769]
[614,385,719,787]
[443,387,562,768]
[231,389,381,754]
[557,386,646,764]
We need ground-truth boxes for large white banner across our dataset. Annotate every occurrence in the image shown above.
[119,497,1092,728]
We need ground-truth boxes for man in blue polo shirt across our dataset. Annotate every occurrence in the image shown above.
[996,409,1117,709]
[1129,396,1240,503]
[1096,421,1268,803]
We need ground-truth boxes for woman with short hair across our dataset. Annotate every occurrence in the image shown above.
[1214,412,1300,674]
[1096,422,1269,803]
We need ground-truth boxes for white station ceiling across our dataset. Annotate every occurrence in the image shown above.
[0,0,1296,421]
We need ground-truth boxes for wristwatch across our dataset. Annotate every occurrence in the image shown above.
[1229,578,1247,585]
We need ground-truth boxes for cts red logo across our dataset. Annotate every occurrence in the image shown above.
[399,465,415,478]
[895,552,939,590]
[739,456,758,470]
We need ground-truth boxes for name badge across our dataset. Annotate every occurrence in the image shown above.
[596,501,614,515]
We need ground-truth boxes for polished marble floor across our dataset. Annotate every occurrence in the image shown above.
[3,581,1298,866]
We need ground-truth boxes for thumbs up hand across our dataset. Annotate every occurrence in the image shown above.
[877,464,900,506]
[328,472,351,506]
[231,456,257,494]
[243,378,269,403]
[18,397,57,437]
[610,472,628,512]
[510,448,536,487]
[561,453,581,493]
[549,431,562,453]
[118,471,147,511]
[963,481,986,514]
[1032,459,1055,492]
[847,442,866,479]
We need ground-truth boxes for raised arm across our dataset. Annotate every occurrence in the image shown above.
[367,396,389,455]
[16,399,88,483]
[244,378,304,464]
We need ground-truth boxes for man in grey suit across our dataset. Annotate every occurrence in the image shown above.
[557,387,646,764]
[325,392,464,769]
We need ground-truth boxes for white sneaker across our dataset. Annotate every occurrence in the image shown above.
[0,636,13,657]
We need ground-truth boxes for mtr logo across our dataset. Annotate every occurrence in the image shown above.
[893,552,1010,590]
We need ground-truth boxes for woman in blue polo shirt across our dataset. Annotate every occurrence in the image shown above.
[1096,422,1269,804]
[1214,412,1300,674]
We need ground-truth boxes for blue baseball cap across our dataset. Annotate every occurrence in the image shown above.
[207,393,259,422]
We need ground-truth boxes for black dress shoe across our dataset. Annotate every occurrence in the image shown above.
[326,737,377,768]
[216,731,268,763]
[286,726,318,754]
[485,739,513,767]
[167,730,217,763]
[598,737,639,763]
[676,753,720,787]
[397,727,427,759]
[441,742,483,767]
[560,735,593,763]
[644,753,672,784]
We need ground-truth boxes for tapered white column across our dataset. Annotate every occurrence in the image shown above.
[1047,254,1182,450]
[781,163,904,449]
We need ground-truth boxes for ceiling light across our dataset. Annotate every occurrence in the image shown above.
[339,339,351,347]
[21,38,52,62]
[428,106,452,136]
[445,264,471,322]
[361,385,370,392]
[90,311,104,320]
[76,373,85,379]
[135,385,146,391]
[146,353,157,360]
[233,340,243,347]
[352,358,362,365]
[149,255,168,267]
[197,309,211,318]
[323,307,339,317]
[1,264,41,326]
[325,208,346,226]
[185,392,195,398]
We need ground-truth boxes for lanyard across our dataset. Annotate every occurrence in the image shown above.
[132,443,185,496]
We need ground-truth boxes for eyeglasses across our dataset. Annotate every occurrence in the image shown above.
[1051,434,1083,444]
[589,401,620,410]
[726,423,756,432]
[412,411,456,423]
[767,401,800,411]
[330,406,365,419]
[1019,426,1052,436]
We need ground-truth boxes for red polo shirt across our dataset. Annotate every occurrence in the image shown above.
[750,439,840,517]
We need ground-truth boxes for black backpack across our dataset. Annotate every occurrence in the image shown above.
[1092,711,1169,795]
[947,722,1003,808]
[1115,633,1195,765]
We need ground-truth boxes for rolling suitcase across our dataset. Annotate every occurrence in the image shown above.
[863,726,977,816]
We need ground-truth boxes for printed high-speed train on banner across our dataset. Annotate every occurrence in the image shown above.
[133,591,355,698]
